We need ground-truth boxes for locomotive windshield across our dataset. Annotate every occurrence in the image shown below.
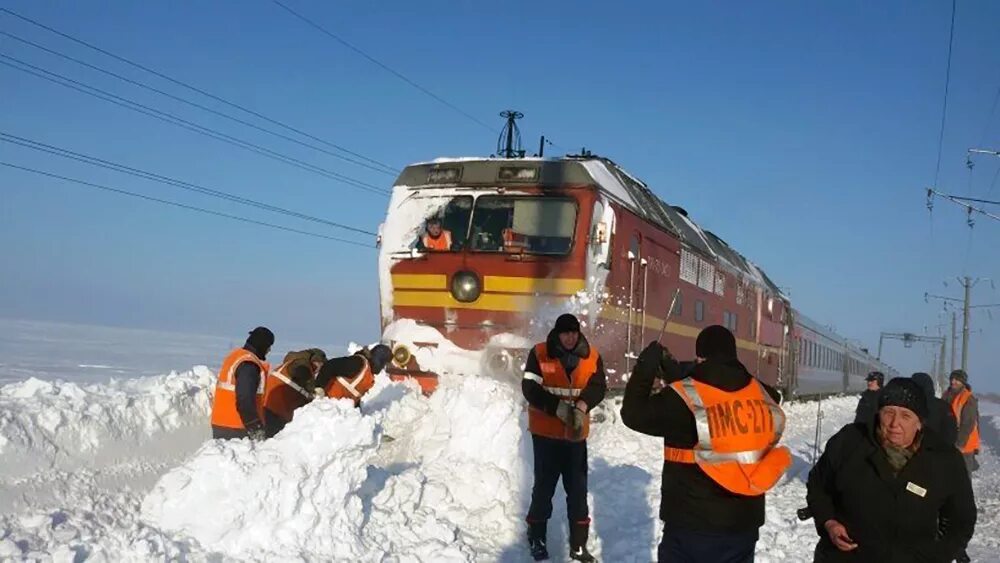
[468,196,577,255]
[392,193,578,255]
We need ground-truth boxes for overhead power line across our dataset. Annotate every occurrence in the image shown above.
[943,193,1000,206]
[0,161,374,248]
[0,54,390,197]
[0,7,397,174]
[927,187,1000,224]
[980,79,1000,147]
[0,132,376,237]
[270,0,497,133]
[932,0,957,188]
[0,30,396,176]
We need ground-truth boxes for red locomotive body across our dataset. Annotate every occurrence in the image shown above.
[378,156,797,393]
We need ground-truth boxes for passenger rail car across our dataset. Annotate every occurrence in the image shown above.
[376,155,892,397]
[788,312,897,398]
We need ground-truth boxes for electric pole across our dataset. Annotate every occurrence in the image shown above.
[962,277,970,371]
[926,277,1000,375]
[950,311,957,372]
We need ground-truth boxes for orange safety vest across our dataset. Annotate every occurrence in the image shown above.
[422,230,452,251]
[663,377,791,496]
[525,342,599,442]
[263,361,316,424]
[949,388,980,454]
[210,348,271,430]
[324,356,375,407]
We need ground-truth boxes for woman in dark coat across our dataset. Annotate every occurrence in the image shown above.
[806,378,976,562]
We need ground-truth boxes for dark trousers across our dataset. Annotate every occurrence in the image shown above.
[211,425,249,440]
[527,434,589,523]
[658,526,758,563]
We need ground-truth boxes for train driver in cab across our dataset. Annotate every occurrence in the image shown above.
[418,216,452,251]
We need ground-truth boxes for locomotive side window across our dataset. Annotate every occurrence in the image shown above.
[411,195,473,252]
[469,196,577,255]
[695,300,705,322]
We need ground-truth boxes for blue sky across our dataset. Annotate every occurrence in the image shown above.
[2,1,999,391]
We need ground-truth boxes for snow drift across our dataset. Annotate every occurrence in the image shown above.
[140,373,530,561]
[0,368,214,481]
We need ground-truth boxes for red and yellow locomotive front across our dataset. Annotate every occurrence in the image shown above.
[377,160,601,392]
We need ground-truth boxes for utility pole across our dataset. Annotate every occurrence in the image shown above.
[926,278,1000,376]
[961,276,971,372]
[950,311,957,372]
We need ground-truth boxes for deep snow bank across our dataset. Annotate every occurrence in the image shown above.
[0,368,215,481]
[0,368,219,560]
[141,373,530,561]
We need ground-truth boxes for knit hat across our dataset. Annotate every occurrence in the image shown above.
[695,325,738,361]
[866,371,885,387]
[554,313,581,334]
[949,369,969,385]
[877,378,928,420]
[369,344,393,374]
[247,326,274,352]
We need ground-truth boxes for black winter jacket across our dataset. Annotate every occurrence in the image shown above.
[234,343,266,432]
[806,421,976,562]
[911,374,958,447]
[620,343,781,533]
[854,390,879,425]
[522,330,607,420]
[315,355,366,390]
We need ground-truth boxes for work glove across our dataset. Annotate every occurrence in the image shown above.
[247,427,266,442]
[637,341,675,378]
[571,404,586,432]
[556,401,574,427]
[563,403,586,440]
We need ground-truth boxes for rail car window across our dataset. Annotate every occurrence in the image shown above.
[411,196,473,252]
[695,300,705,322]
[469,196,577,255]
[672,293,683,317]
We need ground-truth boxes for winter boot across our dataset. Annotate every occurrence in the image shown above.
[569,520,596,562]
[527,521,548,561]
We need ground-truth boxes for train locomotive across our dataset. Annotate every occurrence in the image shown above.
[376,154,894,397]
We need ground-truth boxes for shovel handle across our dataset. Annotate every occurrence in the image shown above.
[656,288,682,344]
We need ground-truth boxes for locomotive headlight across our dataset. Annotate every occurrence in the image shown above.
[392,344,412,367]
[451,270,481,303]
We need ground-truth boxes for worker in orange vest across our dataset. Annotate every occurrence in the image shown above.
[262,348,327,437]
[419,216,452,251]
[942,372,979,563]
[621,325,790,563]
[210,326,274,441]
[521,314,607,562]
[315,345,392,408]
[943,369,980,473]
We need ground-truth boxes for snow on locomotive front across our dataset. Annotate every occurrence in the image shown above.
[377,158,613,392]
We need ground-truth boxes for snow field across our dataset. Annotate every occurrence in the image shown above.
[0,368,217,561]
[1,350,998,561]
[0,368,215,482]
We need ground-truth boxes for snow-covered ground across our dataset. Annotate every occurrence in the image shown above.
[1,321,998,561]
